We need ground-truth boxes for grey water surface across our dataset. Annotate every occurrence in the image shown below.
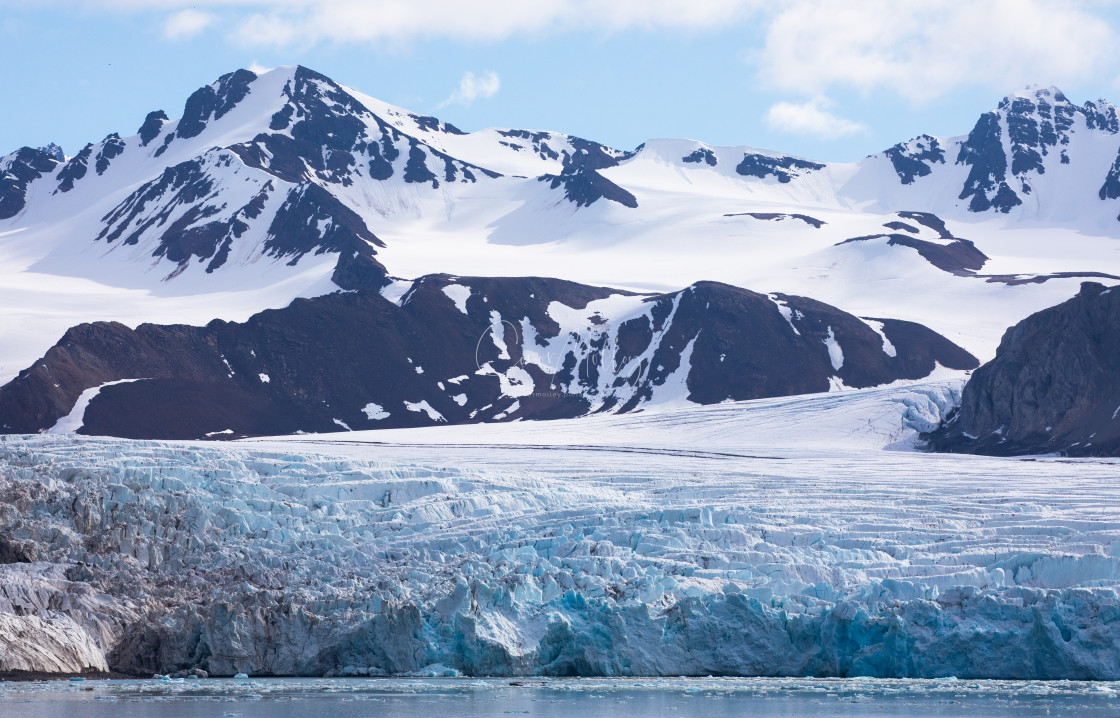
[1,676,1118,717]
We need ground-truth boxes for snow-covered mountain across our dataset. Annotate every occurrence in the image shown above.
[3,67,1120,434]
[846,85,1120,221]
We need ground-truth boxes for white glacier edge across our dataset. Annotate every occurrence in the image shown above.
[3,380,1120,678]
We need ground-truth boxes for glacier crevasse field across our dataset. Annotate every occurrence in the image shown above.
[2,381,1120,678]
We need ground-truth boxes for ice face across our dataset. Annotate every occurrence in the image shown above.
[2,381,1120,678]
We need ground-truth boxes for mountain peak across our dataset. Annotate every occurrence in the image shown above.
[36,143,65,162]
[997,84,1069,110]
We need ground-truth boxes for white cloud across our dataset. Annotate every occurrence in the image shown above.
[757,0,1117,102]
[439,71,501,108]
[163,8,215,40]
[246,61,274,75]
[237,11,299,47]
[29,0,1120,109]
[765,98,866,139]
[122,0,762,47]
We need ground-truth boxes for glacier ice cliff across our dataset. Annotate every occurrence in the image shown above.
[2,383,1120,678]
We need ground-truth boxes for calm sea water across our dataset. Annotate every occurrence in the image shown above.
[1,676,1117,717]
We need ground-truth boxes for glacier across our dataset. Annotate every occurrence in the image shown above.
[3,380,1120,679]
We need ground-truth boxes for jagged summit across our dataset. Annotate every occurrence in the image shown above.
[36,142,65,162]
[1000,84,1069,104]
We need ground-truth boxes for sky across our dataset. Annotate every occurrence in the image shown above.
[5,0,1120,163]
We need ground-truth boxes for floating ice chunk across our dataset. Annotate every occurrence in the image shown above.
[258,373,270,383]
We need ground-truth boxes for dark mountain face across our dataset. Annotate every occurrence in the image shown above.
[839,233,989,276]
[0,146,60,219]
[951,88,1120,214]
[92,148,390,285]
[0,276,976,440]
[536,134,639,209]
[177,69,257,140]
[735,153,824,183]
[957,111,1022,213]
[884,135,945,184]
[683,148,718,166]
[723,212,825,228]
[926,281,1120,456]
[539,169,638,208]
[138,110,170,146]
[36,143,65,162]
[46,65,513,286]
[224,66,499,190]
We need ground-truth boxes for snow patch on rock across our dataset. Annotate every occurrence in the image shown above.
[47,379,146,434]
[442,284,471,314]
[362,402,390,420]
[404,400,446,422]
[822,326,844,371]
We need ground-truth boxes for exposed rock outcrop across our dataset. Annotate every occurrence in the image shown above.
[0,277,977,440]
[927,281,1120,455]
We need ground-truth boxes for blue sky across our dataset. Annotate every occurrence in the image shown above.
[5,0,1120,162]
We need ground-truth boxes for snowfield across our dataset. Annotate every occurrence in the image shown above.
[4,379,1120,678]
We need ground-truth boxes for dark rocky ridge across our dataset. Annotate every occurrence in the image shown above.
[138,110,169,147]
[227,66,499,189]
[957,111,1022,213]
[539,169,638,209]
[0,147,61,219]
[36,143,65,162]
[0,277,976,440]
[723,212,825,228]
[884,135,945,184]
[537,134,638,209]
[682,148,718,166]
[926,281,1120,456]
[951,87,1120,215]
[838,233,989,276]
[176,69,257,140]
[735,153,824,183]
[92,149,389,285]
[54,143,93,193]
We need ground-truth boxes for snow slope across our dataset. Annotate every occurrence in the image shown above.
[5,381,1120,678]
